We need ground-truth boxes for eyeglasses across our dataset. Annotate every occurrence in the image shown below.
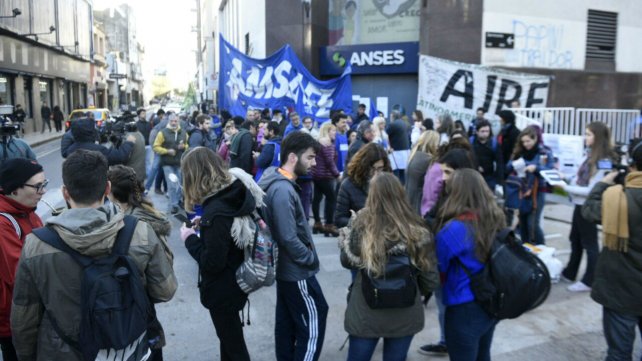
[23,179,49,193]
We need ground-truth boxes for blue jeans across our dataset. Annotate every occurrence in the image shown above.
[162,165,181,211]
[435,287,446,344]
[603,307,642,361]
[445,302,497,361]
[518,192,546,245]
[145,154,165,191]
[145,145,154,179]
[347,335,414,361]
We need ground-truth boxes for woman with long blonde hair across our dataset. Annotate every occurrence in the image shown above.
[340,172,438,361]
[179,147,265,361]
[436,169,505,361]
[406,130,440,214]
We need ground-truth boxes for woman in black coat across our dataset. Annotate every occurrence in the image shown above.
[180,147,265,361]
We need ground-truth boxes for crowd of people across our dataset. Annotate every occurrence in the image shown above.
[0,102,640,361]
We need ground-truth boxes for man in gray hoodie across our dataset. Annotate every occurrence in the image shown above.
[258,131,327,361]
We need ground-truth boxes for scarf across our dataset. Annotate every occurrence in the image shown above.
[230,129,250,156]
[522,146,539,161]
[576,158,592,187]
[601,172,642,252]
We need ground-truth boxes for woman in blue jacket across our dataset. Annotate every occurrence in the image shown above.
[435,169,506,361]
[505,126,554,245]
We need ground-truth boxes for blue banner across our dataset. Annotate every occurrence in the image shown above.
[219,35,353,122]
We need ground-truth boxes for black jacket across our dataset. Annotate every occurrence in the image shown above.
[136,119,153,146]
[499,123,520,170]
[67,119,134,164]
[471,136,504,184]
[582,180,642,316]
[185,180,251,310]
[387,119,410,151]
[346,135,368,166]
[335,177,367,228]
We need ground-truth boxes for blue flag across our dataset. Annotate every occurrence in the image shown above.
[369,99,378,120]
[218,35,352,123]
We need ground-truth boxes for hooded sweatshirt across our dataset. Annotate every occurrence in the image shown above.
[11,203,177,361]
[258,167,319,282]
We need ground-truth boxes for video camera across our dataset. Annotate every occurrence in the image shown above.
[104,111,139,147]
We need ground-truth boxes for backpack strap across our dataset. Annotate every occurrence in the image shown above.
[0,212,21,239]
[111,215,138,256]
[31,227,93,268]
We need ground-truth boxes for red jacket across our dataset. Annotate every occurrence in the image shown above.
[0,194,43,337]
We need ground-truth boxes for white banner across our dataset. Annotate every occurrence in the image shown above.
[417,55,551,125]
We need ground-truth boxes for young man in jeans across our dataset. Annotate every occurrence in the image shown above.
[259,131,328,361]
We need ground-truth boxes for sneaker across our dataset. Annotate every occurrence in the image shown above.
[567,281,591,292]
[154,189,164,195]
[418,343,448,355]
[560,274,574,283]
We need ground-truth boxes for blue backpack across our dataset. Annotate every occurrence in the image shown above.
[32,216,152,361]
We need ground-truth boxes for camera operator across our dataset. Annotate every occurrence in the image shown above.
[66,117,136,165]
[581,138,642,361]
[114,113,146,183]
[0,117,36,163]
[12,105,26,136]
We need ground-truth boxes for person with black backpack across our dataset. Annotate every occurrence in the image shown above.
[435,169,505,361]
[339,172,438,361]
[11,149,177,361]
[180,147,265,361]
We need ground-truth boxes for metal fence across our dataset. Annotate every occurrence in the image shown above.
[511,107,641,143]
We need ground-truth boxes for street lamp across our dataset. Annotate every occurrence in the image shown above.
[20,26,56,41]
[0,8,21,19]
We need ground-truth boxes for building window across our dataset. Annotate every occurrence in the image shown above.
[585,9,617,71]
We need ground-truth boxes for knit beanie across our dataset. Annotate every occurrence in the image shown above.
[0,158,44,194]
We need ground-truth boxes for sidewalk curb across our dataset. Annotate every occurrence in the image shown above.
[25,134,63,148]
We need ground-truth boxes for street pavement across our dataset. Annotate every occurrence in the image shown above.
[26,138,642,361]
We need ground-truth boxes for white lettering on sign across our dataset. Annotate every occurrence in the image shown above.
[225,57,335,118]
[350,50,405,67]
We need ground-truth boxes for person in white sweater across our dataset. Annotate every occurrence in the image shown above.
[559,122,619,292]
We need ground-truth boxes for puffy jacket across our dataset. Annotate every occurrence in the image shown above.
[258,167,319,282]
[11,204,177,361]
[335,177,367,228]
[339,220,438,338]
[582,179,642,316]
[0,195,42,338]
[67,119,134,165]
[311,142,339,180]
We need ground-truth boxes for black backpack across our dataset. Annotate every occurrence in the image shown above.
[360,254,417,309]
[32,216,152,361]
[457,228,551,320]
